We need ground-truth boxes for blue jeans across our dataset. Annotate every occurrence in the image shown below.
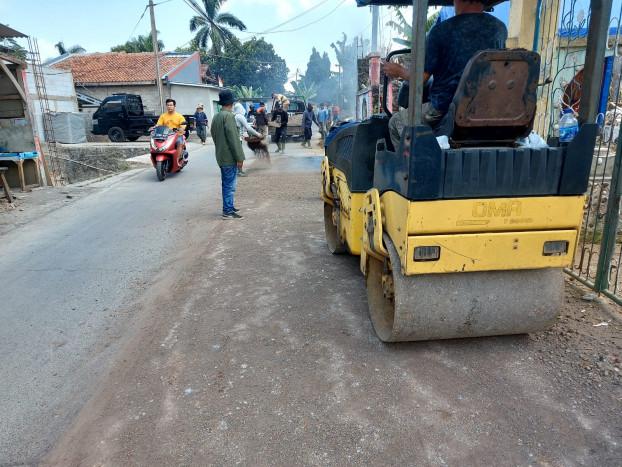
[196,125,207,142]
[220,165,238,214]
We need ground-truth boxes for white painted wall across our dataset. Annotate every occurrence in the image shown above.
[25,67,79,141]
[169,83,221,124]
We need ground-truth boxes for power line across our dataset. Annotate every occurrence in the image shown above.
[251,0,332,35]
[243,0,348,36]
[126,5,149,43]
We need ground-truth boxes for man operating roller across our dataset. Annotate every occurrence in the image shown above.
[383,0,507,149]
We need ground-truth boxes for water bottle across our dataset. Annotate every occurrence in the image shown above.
[559,109,579,143]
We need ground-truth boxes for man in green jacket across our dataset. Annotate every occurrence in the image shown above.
[211,89,245,220]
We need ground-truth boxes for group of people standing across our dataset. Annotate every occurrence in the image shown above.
[268,94,341,152]
[199,90,344,221]
[316,102,339,141]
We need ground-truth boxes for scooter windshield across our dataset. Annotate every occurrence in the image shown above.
[153,125,175,137]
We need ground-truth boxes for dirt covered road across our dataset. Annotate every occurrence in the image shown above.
[44,151,621,466]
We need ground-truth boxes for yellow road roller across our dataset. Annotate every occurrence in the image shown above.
[322,0,599,342]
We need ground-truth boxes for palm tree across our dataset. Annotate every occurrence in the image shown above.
[55,41,86,55]
[189,0,247,55]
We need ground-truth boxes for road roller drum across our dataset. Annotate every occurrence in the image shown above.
[365,234,564,342]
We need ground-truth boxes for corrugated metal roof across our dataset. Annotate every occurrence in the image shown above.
[0,23,27,38]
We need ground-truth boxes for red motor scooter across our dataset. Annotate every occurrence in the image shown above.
[149,125,188,181]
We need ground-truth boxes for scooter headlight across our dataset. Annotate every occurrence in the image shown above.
[151,138,174,152]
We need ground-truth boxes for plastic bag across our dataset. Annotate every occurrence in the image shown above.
[517,131,548,149]
[436,135,450,149]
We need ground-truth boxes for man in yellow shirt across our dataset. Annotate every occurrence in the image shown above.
[152,99,186,164]
[271,92,290,111]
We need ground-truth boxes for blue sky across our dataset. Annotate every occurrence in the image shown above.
[6,0,618,87]
[0,0,395,82]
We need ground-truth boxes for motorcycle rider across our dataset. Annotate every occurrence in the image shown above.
[151,99,186,163]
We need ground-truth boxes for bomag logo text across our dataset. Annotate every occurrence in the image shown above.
[472,201,522,218]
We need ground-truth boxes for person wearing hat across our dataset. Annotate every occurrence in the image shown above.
[271,92,290,111]
[271,103,289,154]
[194,103,208,145]
[255,101,269,139]
[210,89,245,219]
[301,102,319,148]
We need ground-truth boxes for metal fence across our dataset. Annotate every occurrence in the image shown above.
[533,0,622,304]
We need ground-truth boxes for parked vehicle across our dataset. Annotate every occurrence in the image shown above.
[92,94,157,142]
[92,93,195,142]
[149,125,188,181]
[268,99,306,142]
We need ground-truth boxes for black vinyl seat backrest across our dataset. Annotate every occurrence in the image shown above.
[435,49,541,145]
[326,115,392,192]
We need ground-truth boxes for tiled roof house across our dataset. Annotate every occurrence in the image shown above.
[45,51,202,113]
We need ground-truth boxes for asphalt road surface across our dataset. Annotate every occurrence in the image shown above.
[1,139,621,466]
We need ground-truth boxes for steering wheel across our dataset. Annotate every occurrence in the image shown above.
[383,48,411,117]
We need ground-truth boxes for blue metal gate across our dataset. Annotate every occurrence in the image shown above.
[533,0,622,304]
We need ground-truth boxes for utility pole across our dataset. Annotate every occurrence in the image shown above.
[149,0,164,114]
[371,6,379,53]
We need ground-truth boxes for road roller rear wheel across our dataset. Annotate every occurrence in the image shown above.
[366,234,564,342]
[324,202,347,254]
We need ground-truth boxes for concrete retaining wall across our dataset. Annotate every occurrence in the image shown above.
[56,142,151,183]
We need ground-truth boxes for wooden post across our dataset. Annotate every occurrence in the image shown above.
[34,137,54,186]
[0,167,13,202]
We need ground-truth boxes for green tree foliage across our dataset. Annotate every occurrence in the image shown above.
[0,38,27,61]
[111,32,164,53]
[206,37,288,95]
[189,0,246,55]
[303,48,331,87]
[55,41,86,55]
[300,47,334,104]
[231,85,262,98]
[289,80,317,105]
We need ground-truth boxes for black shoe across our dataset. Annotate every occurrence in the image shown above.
[233,207,240,212]
[222,212,244,219]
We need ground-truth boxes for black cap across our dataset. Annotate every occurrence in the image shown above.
[218,89,234,106]
[259,101,265,106]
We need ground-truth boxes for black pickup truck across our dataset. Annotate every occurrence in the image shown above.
[92,94,157,142]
